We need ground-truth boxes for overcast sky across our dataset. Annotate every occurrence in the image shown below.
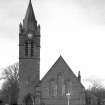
[0,0,105,88]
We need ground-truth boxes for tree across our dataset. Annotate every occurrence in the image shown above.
[1,63,19,105]
[86,78,105,105]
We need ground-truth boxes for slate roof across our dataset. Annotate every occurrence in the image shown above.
[23,0,37,31]
[41,55,85,89]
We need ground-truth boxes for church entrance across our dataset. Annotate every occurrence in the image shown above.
[24,94,34,105]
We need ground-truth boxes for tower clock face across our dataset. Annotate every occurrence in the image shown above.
[28,33,33,39]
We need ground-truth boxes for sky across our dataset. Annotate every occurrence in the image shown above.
[0,0,105,88]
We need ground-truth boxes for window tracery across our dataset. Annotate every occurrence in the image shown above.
[57,72,66,96]
[65,80,72,93]
[25,40,34,57]
[49,79,57,97]
[48,75,73,97]
[25,41,28,56]
[62,83,66,96]
[31,41,34,56]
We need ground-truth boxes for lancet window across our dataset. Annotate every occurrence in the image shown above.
[25,42,28,56]
[31,41,34,56]
[62,83,66,96]
[65,80,72,93]
[25,40,34,57]
[49,79,57,97]
[57,73,66,96]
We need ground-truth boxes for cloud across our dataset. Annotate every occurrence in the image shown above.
[39,0,105,25]
[73,0,105,25]
[0,0,27,40]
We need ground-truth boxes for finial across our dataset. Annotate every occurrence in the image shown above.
[78,71,81,82]
[60,55,63,58]
[78,71,80,75]
[37,24,40,34]
[19,22,23,33]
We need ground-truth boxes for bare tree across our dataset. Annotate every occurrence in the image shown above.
[3,63,19,82]
[1,63,19,105]
[86,78,105,105]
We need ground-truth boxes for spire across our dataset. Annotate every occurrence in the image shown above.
[23,0,37,32]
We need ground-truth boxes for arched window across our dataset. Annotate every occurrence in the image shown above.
[31,41,34,56]
[46,86,49,97]
[57,73,65,96]
[45,82,50,97]
[57,73,62,96]
[65,80,72,93]
[49,80,57,97]
[25,40,34,57]
[25,42,28,56]
[62,83,66,96]
[53,84,57,96]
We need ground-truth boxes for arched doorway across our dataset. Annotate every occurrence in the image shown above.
[24,94,33,105]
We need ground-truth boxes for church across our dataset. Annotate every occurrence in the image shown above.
[18,0,86,105]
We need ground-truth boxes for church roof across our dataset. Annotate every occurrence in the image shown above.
[23,0,37,31]
[41,55,85,89]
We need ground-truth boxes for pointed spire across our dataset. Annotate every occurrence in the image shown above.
[23,0,37,32]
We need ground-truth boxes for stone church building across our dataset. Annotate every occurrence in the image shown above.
[18,0,86,105]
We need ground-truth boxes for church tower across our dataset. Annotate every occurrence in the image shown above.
[18,0,40,104]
